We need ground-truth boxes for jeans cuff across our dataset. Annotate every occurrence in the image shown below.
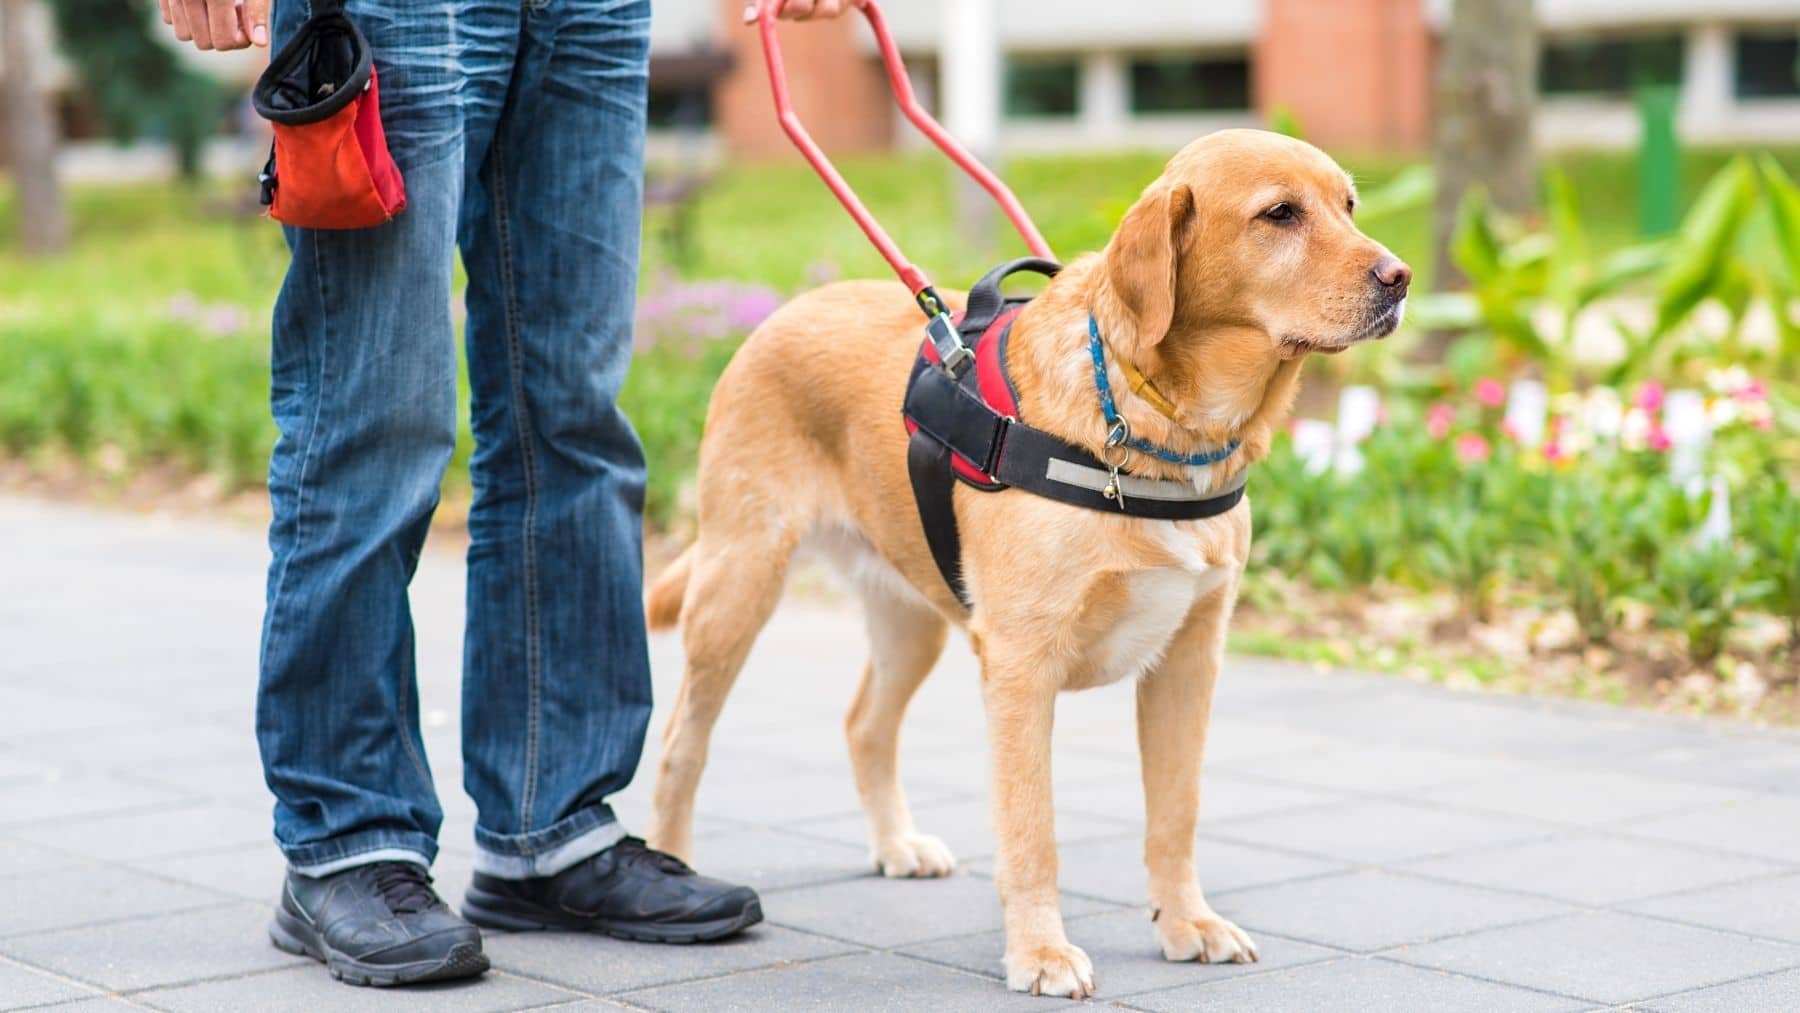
[472,804,626,879]
[282,830,438,877]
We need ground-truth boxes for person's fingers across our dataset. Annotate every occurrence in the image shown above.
[180,0,213,48]
[241,0,270,47]
[778,0,814,20]
[171,0,195,42]
[157,0,172,26]
[741,1,759,24]
[209,0,248,49]
[814,0,842,17]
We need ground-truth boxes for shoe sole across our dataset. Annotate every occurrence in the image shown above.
[269,906,490,987]
[462,886,763,944]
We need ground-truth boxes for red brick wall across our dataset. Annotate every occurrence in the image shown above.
[713,0,892,160]
[1256,0,1433,151]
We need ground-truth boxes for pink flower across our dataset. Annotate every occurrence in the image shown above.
[1647,424,1672,452]
[1634,381,1665,414]
[1734,379,1769,403]
[1426,402,1454,440]
[1474,378,1506,407]
[1455,433,1491,463]
[1543,440,1566,463]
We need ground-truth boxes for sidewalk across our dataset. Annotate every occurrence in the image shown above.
[3,494,1799,1011]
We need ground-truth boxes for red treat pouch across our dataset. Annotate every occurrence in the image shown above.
[251,0,405,229]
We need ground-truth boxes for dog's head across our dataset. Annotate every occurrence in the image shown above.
[1096,129,1409,368]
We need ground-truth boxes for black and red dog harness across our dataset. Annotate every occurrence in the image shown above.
[901,259,1248,608]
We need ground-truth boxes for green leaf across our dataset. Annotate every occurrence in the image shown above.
[1655,156,1758,336]
[1450,187,1506,285]
[1358,164,1435,221]
[1756,153,1800,292]
[1404,292,1483,331]
[1576,241,1670,306]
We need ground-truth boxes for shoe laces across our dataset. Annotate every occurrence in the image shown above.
[612,836,693,876]
[367,862,440,915]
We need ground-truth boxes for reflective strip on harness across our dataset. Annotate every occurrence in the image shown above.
[1043,458,1249,502]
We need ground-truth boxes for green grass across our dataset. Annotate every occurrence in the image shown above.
[4,144,1798,522]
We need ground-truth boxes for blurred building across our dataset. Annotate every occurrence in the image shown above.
[4,0,1797,176]
[658,0,1800,157]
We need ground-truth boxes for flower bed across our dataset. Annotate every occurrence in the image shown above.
[1243,371,1797,718]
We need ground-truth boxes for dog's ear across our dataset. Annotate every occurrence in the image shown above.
[1100,183,1196,352]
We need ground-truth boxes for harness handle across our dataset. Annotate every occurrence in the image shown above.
[753,0,1056,318]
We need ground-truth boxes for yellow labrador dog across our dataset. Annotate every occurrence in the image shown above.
[644,129,1408,998]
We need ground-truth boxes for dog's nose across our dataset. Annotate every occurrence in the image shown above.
[1372,255,1412,297]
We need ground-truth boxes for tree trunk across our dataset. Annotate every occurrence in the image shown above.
[1424,0,1535,354]
[1,0,69,255]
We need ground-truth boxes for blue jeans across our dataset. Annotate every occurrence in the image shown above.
[256,0,653,879]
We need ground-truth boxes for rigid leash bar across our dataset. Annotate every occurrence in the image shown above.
[754,0,1055,367]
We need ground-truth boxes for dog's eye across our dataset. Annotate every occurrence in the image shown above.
[1347,197,1358,215]
[1262,202,1297,223]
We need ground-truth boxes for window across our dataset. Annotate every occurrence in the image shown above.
[1735,31,1800,99]
[1539,35,1685,97]
[1004,59,1080,118]
[1129,56,1251,113]
[647,87,712,130]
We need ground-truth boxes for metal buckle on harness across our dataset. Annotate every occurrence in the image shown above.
[925,312,974,376]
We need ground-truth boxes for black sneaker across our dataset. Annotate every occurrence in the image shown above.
[462,836,762,943]
[270,862,489,987]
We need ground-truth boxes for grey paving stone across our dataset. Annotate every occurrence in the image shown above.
[1215,869,1570,953]
[0,774,193,827]
[0,865,229,939]
[0,903,304,991]
[481,923,856,995]
[1127,955,1588,1012]
[788,795,1131,865]
[0,688,159,743]
[138,964,588,1012]
[966,832,1343,907]
[1210,741,1522,794]
[22,722,254,773]
[1403,833,1786,907]
[1056,771,1344,825]
[1391,910,1800,1005]
[1626,872,1800,944]
[620,951,1076,1011]
[1417,770,1748,829]
[1645,967,1800,1011]
[1154,718,1351,770]
[1623,797,1800,864]
[139,845,285,904]
[121,755,274,807]
[0,838,84,878]
[902,908,1344,998]
[13,802,272,863]
[18,1000,142,1012]
[0,957,99,1010]
[689,826,879,891]
[663,750,960,827]
[1210,797,1555,865]
[764,869,1120,949]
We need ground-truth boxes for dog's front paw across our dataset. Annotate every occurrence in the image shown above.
[873,832,956,878]
[1156,910,1259,964]
[1005,941,1096,998]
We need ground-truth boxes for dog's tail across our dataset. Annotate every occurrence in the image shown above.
[645,546,694,631]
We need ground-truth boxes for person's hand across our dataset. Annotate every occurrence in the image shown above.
[742,0,868,24]
[159,0,270,51]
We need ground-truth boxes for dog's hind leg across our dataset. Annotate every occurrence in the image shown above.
[647,531,796,862]
[846,587,955,877]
